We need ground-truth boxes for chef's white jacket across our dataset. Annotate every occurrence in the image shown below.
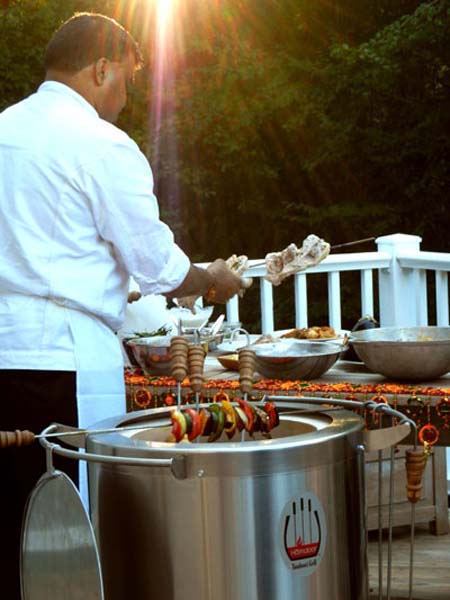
[0,81,190,496]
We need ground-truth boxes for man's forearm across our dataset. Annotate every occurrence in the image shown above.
[165,264,214,299]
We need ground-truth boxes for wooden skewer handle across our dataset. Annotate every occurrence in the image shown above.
[0,430,36,448]
[405,447,428,503]
[239,348,256,394]
[188,346,205,393]
[170,336,189,382]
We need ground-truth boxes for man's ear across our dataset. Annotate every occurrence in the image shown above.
[94,57,109,86]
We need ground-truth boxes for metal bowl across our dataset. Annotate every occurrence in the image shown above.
[181,327,224,351]
[252,340,343,380]
[126,333,223,375]
[349,326,450,380]
[126,335,173,375]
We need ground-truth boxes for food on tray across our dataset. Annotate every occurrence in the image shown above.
[280,326,337,340]
[265,234,330,286]
[167,398,280,443]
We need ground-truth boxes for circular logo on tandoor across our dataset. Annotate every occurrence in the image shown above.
[279,491,327,574]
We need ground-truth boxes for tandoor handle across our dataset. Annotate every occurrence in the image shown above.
[39,424,187,480]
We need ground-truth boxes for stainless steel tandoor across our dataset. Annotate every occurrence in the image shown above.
[86,404,368,600]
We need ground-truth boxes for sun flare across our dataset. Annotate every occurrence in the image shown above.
[153,0,176,36]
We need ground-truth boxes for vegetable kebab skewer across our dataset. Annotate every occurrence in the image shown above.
[170,336,189,407]
[238,347,256,441]
[167,399,280,443]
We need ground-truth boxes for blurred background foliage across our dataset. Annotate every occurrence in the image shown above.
[1,0,449,328]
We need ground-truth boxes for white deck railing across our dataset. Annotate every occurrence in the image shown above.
[200,232,450,478]
[222,234,450,332]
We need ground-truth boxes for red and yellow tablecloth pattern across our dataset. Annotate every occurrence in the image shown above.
[125,368,450,446]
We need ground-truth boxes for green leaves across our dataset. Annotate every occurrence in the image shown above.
[2,0,449,316]
[0,0,114,109]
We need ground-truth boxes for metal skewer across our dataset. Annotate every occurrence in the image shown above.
[405,445,428,600]
[247,237,376,269]
[177,382,182,408]
[386,414,396,600]
[0,421,168,449]
[377,422,384,600]
[330,236,376,250]
[37,423,165,439]
[408,504,416,600]
[238,347,256,443]
[241,390,248,442]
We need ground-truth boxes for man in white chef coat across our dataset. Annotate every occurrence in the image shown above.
[0,12,242,598]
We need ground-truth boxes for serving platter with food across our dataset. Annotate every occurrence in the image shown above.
[274,326,350,342]
[215,326,348,372]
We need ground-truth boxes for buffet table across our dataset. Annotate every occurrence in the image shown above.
[125,359,450,447]
[125,358,450,534]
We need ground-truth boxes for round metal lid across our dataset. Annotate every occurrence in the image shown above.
[21,470,103,600]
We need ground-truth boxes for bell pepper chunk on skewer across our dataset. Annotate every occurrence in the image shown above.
[221,399,237,439]
[208,404,225,442]
[185,408,203,441]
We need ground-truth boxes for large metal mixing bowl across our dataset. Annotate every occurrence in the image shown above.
[349,326,450,380]
[126,335,173,375]
[252,340,343,380]
[127,333,223,375]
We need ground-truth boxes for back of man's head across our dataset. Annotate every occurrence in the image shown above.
[44,12,143,74]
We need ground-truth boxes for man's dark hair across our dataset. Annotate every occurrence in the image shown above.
[44,12,144,73]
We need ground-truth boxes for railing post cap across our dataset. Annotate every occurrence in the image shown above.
[376,233,422,250]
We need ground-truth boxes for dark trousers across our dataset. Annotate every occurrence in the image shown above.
[0,370,78,600]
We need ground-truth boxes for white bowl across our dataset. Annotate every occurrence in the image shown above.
[169,306,214,328]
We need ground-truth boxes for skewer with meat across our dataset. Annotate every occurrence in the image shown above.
[264,234,330,286]
[177,234,330,311]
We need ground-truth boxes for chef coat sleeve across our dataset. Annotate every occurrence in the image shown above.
[79,137,190,296]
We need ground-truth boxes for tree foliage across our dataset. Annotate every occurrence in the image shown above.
[301,0,450,251]
[1,0,448,326]
[149,0,449,260]
[0,0,124,107]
